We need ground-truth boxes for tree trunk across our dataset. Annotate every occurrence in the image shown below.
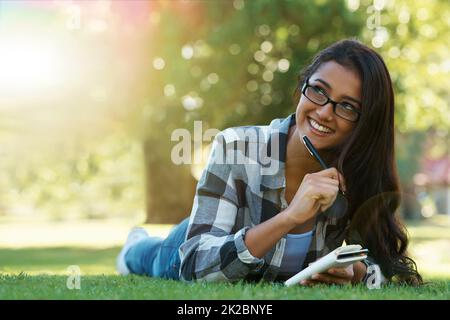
[142,139,197,224]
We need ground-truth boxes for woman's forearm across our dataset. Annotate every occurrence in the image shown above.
[244,209,298,258]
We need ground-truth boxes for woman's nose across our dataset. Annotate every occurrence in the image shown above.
[316,102,334,121]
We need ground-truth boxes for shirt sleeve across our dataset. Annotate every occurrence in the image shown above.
[179,131,265,282]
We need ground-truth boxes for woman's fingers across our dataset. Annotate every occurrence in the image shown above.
[300,276,348,286]
[308,182,339,211]
[315,167,340,178]
[319,200,337,213]
[309,182,339,196]
[286,167,345,223]
[312,266,353,284]
[311,176,340,186]
[337,172,347,193]
[328,267,353,278]
[310,273,350,285]
[299,266,354,286]
[314,168,346,193]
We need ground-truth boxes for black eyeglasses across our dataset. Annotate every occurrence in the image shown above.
[301,78,361,122]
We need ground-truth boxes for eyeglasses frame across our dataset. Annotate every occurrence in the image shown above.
[301,78,361,122]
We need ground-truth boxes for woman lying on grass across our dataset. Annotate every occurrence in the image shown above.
[116,39,422,287]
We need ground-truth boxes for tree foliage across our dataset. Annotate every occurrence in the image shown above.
[0,0,447,221]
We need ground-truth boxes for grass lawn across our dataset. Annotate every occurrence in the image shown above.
[0,215,449,299]
[0,274,449,300]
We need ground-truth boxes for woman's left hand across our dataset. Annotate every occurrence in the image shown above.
[299,262,365,286]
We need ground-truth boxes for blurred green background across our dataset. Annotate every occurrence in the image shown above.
[0,0,448,282]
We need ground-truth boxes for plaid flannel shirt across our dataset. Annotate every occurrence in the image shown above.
[179,113,386,287]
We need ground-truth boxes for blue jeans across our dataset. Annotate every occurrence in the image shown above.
[125,217,189,280]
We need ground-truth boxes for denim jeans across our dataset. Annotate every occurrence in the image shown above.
[124,217,189,280]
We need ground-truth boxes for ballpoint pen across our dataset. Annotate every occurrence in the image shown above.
[301,135,346,196]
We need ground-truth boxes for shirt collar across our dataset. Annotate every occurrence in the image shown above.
[260,113,296,192]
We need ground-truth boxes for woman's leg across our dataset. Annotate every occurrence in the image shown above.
[124,217,190,278]
[124,236,163,276]
[152,217,190,279]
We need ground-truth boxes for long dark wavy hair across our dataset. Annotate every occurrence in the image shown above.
[294,39,422,285]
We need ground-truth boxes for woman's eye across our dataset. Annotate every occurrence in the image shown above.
[313,86,326,95]
[341,103,356,111]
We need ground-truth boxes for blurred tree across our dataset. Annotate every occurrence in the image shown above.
[2,0,448,223]
[355,0,449,218]
[135,0,449,223]
[129,0,365,223]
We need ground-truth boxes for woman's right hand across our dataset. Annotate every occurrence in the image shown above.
[284,167,346,226]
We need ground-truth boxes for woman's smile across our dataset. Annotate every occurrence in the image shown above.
[307,117,335,135]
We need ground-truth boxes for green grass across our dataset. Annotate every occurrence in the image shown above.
[0,246,118,275]
[1,274,449,300]
[0,245,449,299]
[0,215,449,299]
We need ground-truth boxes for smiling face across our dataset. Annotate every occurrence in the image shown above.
[295,60,362,151]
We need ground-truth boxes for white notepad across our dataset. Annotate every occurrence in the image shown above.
[284,244,368,287]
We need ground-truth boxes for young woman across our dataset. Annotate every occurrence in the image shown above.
[117,39,422,287]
